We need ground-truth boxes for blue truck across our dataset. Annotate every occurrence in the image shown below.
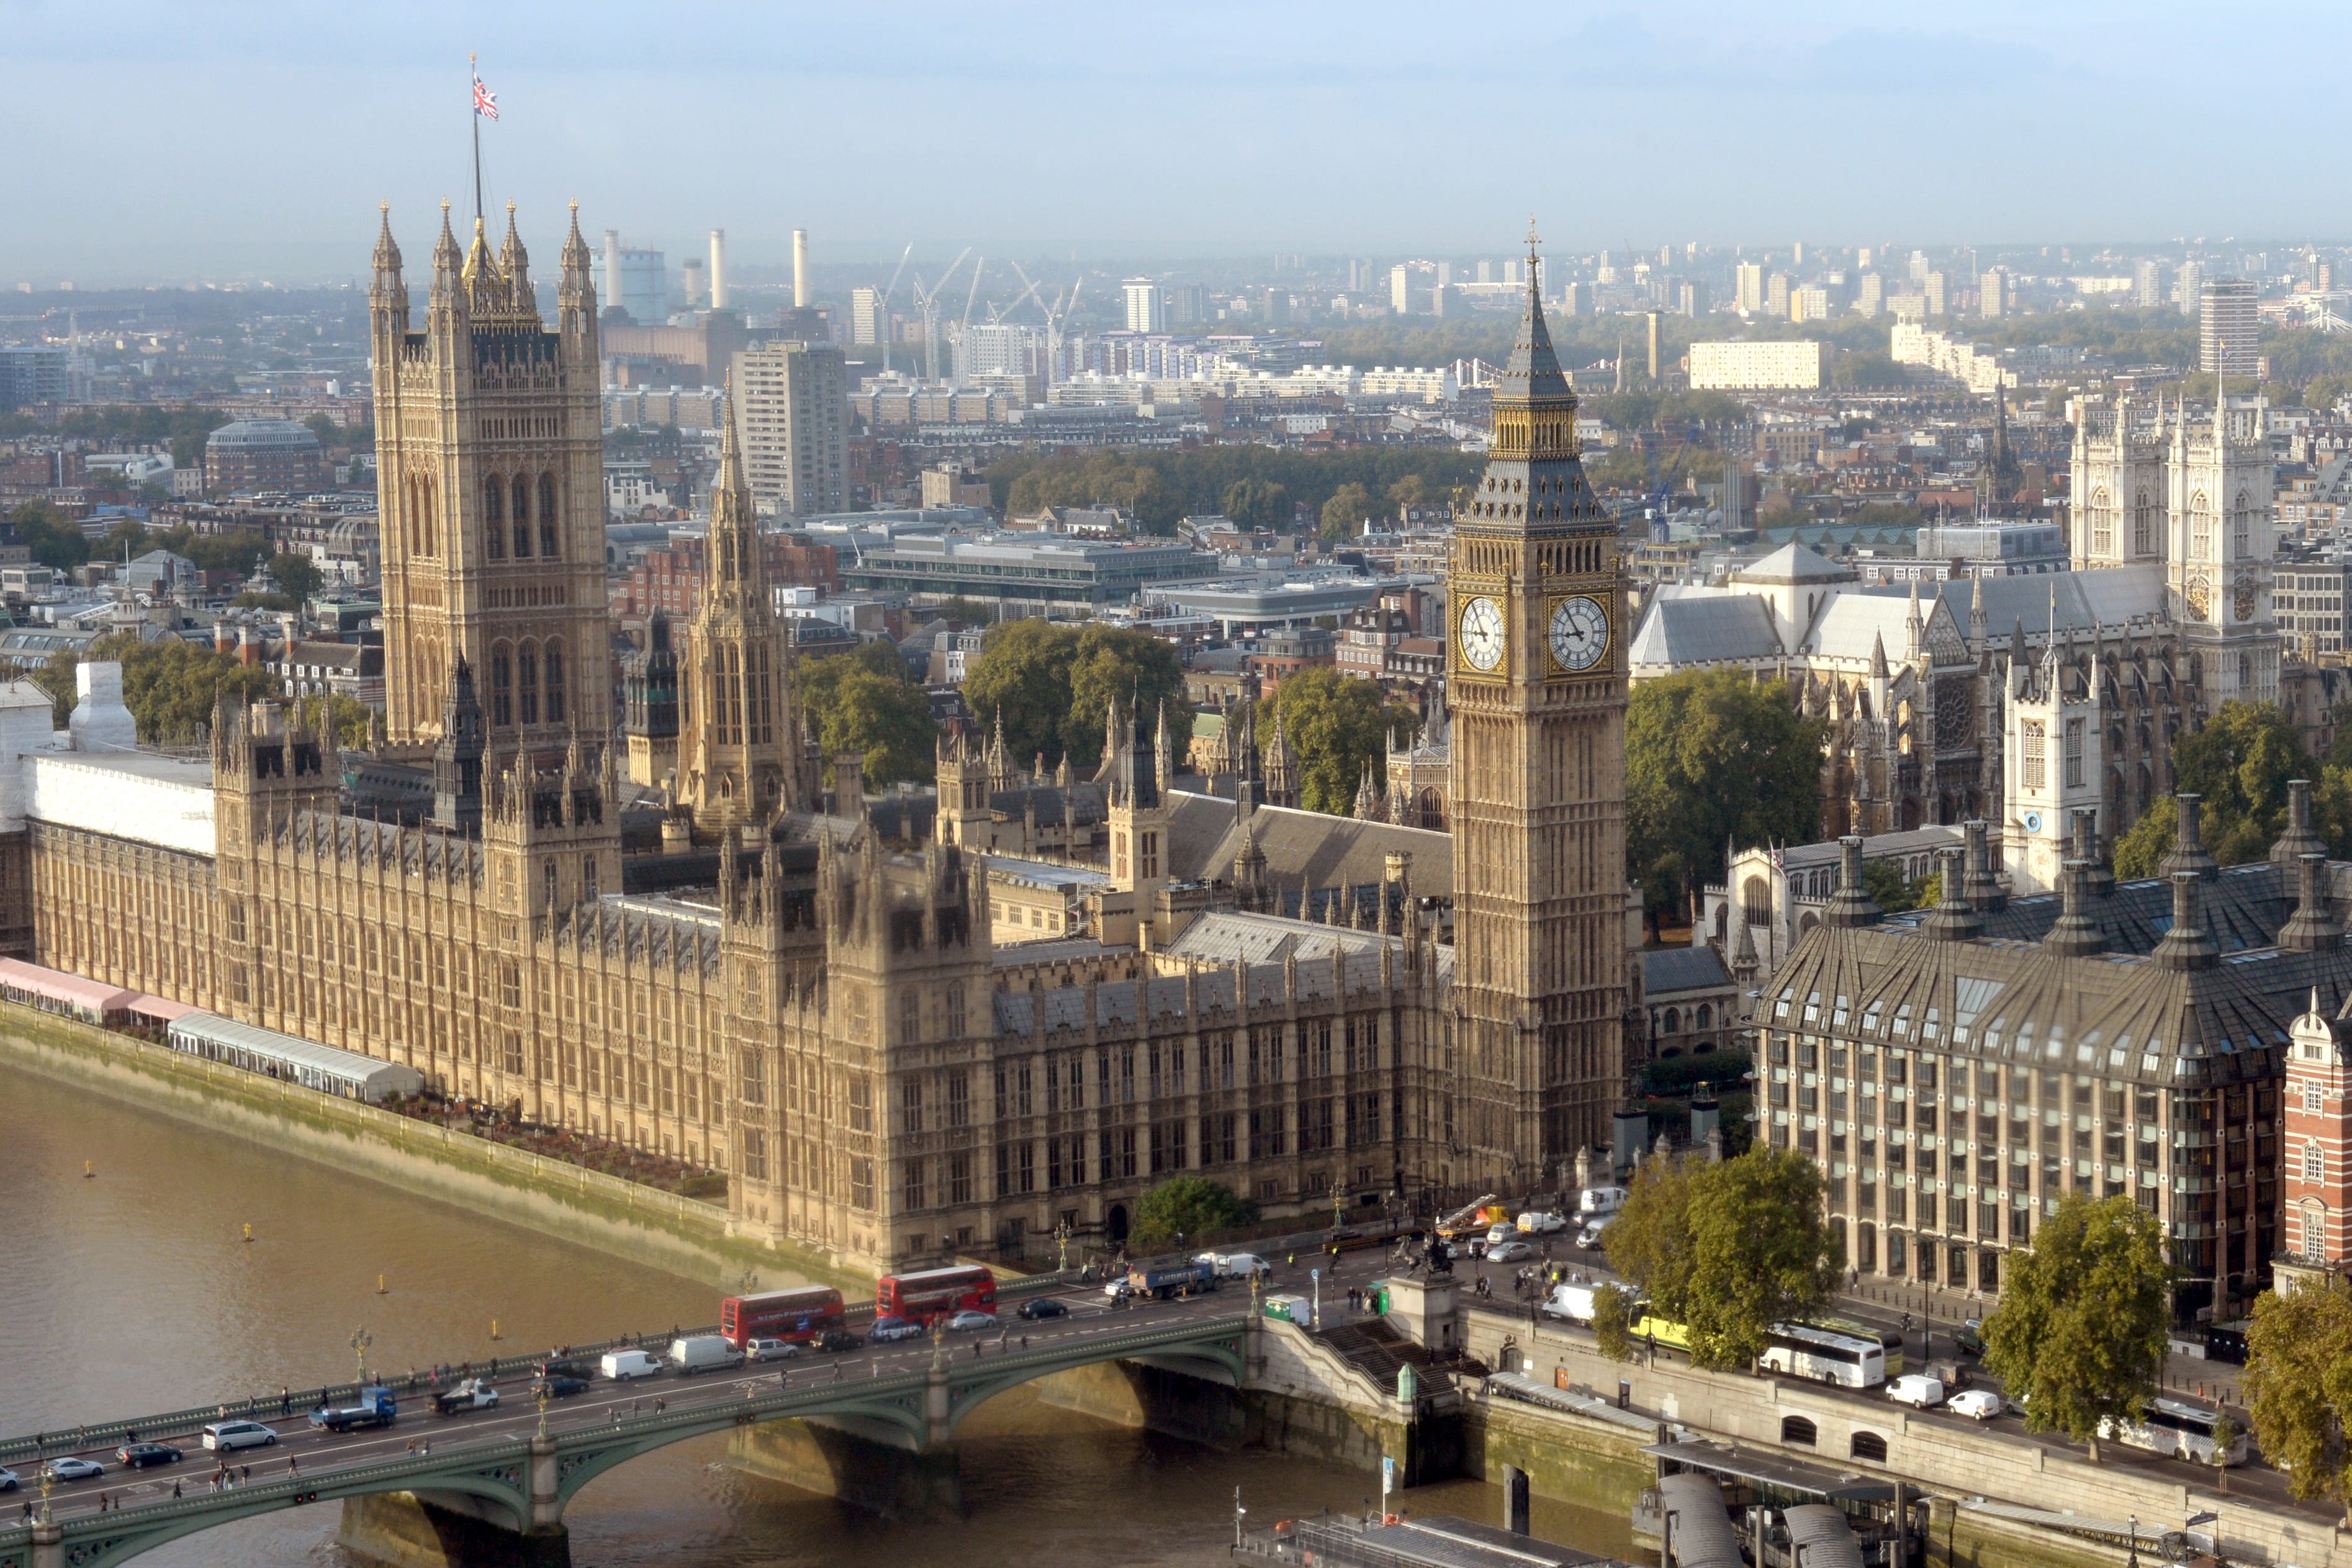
[309,1387,398,1433]
[1126,1260,1219,1300]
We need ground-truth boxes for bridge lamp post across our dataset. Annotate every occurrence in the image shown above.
[1054,1220,1072,1273]
[350,1327,374,1387]
[536,1381,552,1439]
[929,1318,948,1374]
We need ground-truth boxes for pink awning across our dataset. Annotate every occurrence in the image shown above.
[0,957,139,1014]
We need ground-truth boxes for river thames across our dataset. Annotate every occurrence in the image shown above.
[0,1071,1636,1565]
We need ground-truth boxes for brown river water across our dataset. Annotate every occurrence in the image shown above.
[0,1071,1639,1566]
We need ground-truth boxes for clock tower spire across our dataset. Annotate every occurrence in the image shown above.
[1446,228,1628,1181]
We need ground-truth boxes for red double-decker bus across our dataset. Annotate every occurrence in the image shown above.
[875,1265,996,1324]
[720,1286,847,1348]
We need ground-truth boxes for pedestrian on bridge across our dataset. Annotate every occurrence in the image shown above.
[171,1482,180,1499]
[280,1387,291,1417]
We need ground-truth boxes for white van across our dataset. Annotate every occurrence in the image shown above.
[1577,1186,1629,1216]
[668,1335,741,1376]
[600,1348,662,1381]
[1886,1373,1946,1408]
[1542,1283,1600,1324]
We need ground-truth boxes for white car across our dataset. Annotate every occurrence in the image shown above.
[1576,1215,1616,1249]
[1886,1374,1947,1409]
[202,1420,278,1452]
[1946,1389,2004,1420]
[744,1337,800,1363]
[1487,1239,1538,1264]
[0,1467,15,1492]
[43,1458,104,1482]
[1484,1222,1518,1250]
[1517,1211,1569,1235]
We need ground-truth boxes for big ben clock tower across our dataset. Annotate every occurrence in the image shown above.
[1447,235,1627,1183]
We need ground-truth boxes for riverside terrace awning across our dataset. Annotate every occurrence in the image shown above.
[1639,1438,1903,1503]
[0,957,138,1024]
[165,1012,425,1104]
[124,993,200,1028]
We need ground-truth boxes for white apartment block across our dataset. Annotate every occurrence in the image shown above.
[731,343,849,517]
[1688,340,1828,390]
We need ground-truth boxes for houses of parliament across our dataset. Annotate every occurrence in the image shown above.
[4,205,1633,1276]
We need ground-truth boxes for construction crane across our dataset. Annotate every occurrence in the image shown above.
[1010,259,1083,388]
[874,243,912,376]
[908,247,973,384]
[953,256,985,387]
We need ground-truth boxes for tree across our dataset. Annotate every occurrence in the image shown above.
[1603,1146,1841,1371]
[297,692,374,749]
[1221,477,1291,532]
[2113,797,2176,880]
[800,639,937,788]
[9,502,91,571]
[2170,701,2315,865]
[1628,672,1830,921]
[1859,857,1921,914]
[960,619,1192,774]
[1258,667,1419,816]
[1131,1176,1258,1251]
[1980,1192,2171,1459]
[962,618,1079,768]
[1322,482,1374,543]
[1593,1281,1640,1363]
[40,632,279,742]
[2246,1281,2352,1520]
[1386,474,1429,513]
[264,551,324,602]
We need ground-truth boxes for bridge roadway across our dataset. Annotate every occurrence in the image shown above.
[0,1279,1258,1568]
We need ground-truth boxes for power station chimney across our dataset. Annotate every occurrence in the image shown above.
[602,229,623,317]
[708,228,727,310]
[791,228,809,309]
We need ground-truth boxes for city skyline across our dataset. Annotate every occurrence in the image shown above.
[5,0,2348,284]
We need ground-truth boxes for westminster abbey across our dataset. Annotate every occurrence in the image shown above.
[5,207,1636,1276]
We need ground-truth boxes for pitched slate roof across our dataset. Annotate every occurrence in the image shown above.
[1628,595,1785,669]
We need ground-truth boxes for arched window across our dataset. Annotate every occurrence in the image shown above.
[1780,1416,1817,1448]
[1742,875,1770,926]
[490,646,512,728]
[2307,1140,2325,1184]
[513,474,531,528]
[518,642,539,726]
[2089,487,2112,556]
[2304,1199,2327,1257]
[1662,1007,1681,1035]
[543,858,559,910]
[1850,1431,1888,1462]
[1696,1003,1713,1031]
[513,503,532,559]
[539,473,559,559]
[750,641,772,744]
[2190,492,2212,561]
[484,476,505,559]
[2133,490,2151,555]
[2235,494,2250,560]
[545,641,566,726]
[2240,653,2253,692]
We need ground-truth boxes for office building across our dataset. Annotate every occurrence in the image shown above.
[0,346,74,411]
[1981,268,2005,319]
[2133,259,2165,308]
[1688,340,1829,390]
[1765,273,1791,318]
[850,287,886,348]
[1123,277,1167,334]
[1734,262,1764,313]
[1390,264,1413,316]
[2201,278,2260,379]
[1924,272,1949,316]
[1856,273,1884,318]
[203,420,325,495]
[732,343,849,517]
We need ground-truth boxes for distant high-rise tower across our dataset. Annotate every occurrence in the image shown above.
[2201,277,2259,380]
[733,342,849,517]
[1980,267,2005,318]
[710,229,728,310]
[2176,259,2206,318]
[850,287,885,348]
[370,201,611,759]
[1924,271,1949,316]
[2133,258,2164,308]
[1123,277,1168,333]
[791,228,809,310]
[1389,264,1413,317]
[1734,262,1764,313]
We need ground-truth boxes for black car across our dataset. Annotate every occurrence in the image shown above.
[1017,1297,1070,1321]
[115,1443,182,1469]
[538,1358,591,1381]
[814,1328,862,1353]
[533,1374,590,1400]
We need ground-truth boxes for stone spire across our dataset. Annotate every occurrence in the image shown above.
[497,199,531,307]
[429,199,462,311]
[431,656,486,834]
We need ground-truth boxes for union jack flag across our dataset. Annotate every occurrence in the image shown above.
[472,73,498,120]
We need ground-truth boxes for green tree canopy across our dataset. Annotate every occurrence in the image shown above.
[2246,1280,2352,1521]
[2170,700,2318,865]
[985,447,1482,537]
[960,619,1192,774]
[1629,671,1829,918]
[1980,1192,2171,1459]
[1603,1145,1842,1371]
[37,632,280,741]
[10,502,91,571]
[1131,1176,1259,1251]
[798,638,937,788]
[1253,666,1420,816]
[265,550,325,602]
[1859,857,1922,914]
[1322,482,1374,543]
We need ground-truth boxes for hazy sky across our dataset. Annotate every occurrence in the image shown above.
[2,0,2337,286]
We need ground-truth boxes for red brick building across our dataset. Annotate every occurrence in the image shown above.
[612,534,840,623]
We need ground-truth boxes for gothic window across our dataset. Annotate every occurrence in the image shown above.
[2240,653,2252,691]
[490,646,512,728]
[750,641,772,744]
[512,474,531,534]
[2063,718,2084,789]
[539,472,559,559]
[2089,488,2112,556]
[2021,719,2045,790]
[545,641,566,725]
[2235,498,2250,561]
[543,858,558,909]
[484,478,505,559]
[513,502,532,559]
[1696,1003,1713,1030]
[518,642,539,725]
[2191,493,2212,560]
[1742,875,1770,926]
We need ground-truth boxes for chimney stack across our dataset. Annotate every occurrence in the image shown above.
[603,230,623,316]
[710,228,728,310]
[791,228,809,310]
[2153,871,2220,971]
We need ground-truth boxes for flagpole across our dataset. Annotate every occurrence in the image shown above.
[469,52,484,226]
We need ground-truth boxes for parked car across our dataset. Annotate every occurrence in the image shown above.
[867,1316,924,1344]
[1018,1297,1070,1320]
[1946,1389,2004,1420]
[533,1374,590,1400]
[1953,1318,1985,1357]
[538,1358,592,1382]
[1487,1239,1538,1264]
[115,1443,182,1469]
[947,1310,999,1333]
[1575,1214,1617,1250]
[1886,1374,1947,1409]
[202,1420,278,1452]
[1102,1278,1135,1305]
[744,1337,800,1363]
[0,1467,16,1492]
[1484,1222,1518,1250]
[1517,1211,1569,1235]
[813,1328,863,1354]
[43,1458,104,1483]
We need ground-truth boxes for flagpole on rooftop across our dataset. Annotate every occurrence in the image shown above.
[469,52,484,227]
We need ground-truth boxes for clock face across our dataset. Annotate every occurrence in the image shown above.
[1548,596,1610,672]
[1459,596,1507,672]
[2186,579,2211,620]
